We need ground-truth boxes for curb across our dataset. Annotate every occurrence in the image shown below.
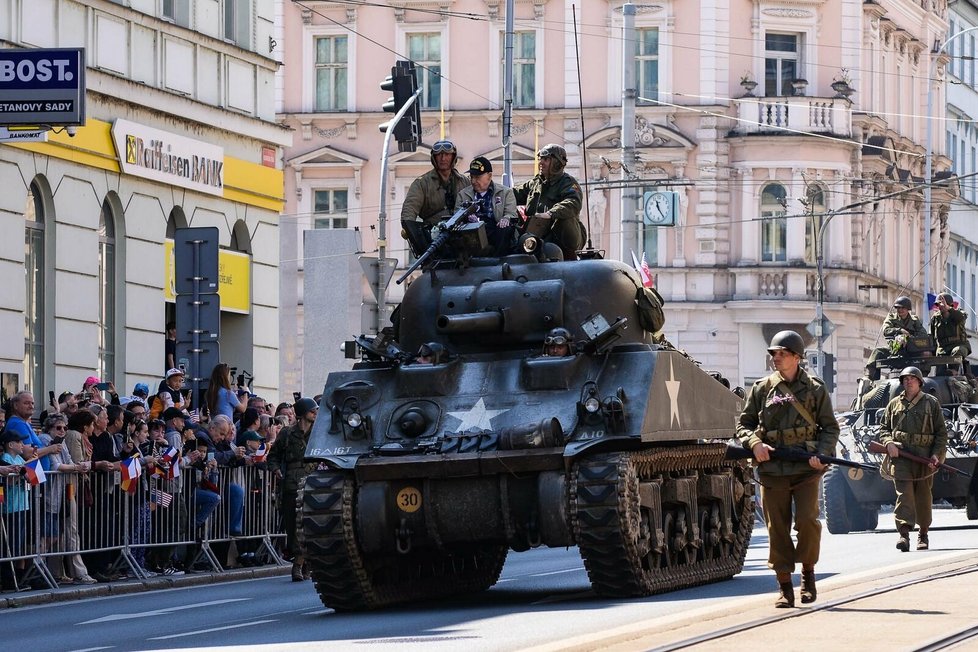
[0,564,292,609]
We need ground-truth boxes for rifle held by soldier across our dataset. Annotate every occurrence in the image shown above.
[725,444,877,472]
[867,440,973,478]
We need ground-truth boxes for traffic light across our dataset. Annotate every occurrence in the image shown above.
[823,352,836,393]
[379,60,421,152]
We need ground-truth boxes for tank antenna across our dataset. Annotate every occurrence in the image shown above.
[571,4,593,250]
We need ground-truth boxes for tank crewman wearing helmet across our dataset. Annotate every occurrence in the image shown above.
[513,144,585,261]
[737,330,839,608]
[415,342,447,365]
[865,296,928,380]
[931,292,972,377]
[456,156,518,256]
[266,396,319,582]
[400,140,472,228]
[878,366,948,552]
[541,327,574,357]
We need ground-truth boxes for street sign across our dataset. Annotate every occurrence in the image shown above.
[359,256,398,303]
[0,127,47,142]
[806,316,836,342]
[0,47,86,126]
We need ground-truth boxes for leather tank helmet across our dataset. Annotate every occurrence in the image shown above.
[766,330,805,358]
[537,143,568,175]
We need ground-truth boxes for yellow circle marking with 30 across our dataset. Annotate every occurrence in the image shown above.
[396,486,422,513]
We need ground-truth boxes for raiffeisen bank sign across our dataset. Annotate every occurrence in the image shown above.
[0,47,86,126]
[111,119,225,196]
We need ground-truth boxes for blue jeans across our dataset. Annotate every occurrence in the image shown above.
[227,483,244,535]
[194,488,221,527]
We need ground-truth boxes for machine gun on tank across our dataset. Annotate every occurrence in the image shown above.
[397,202,483,284]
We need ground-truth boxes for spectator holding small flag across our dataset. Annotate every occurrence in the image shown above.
[1,429,30,585]
[6,391,61,472]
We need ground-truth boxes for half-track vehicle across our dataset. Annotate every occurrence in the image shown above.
[825,341,978,534]
[297,205,756,611]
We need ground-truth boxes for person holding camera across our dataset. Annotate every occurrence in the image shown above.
[205,363,246,420]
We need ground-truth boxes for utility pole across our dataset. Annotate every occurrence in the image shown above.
[620,3,637,259]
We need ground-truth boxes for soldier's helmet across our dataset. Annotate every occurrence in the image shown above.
[430,139,458,166]
[543,327,574,354]
[766,330,805,357]
[417,342,446,364]
[899,366,924,383]
[537,143,568,174]
[893,296,912,310]
[294,397,319,419]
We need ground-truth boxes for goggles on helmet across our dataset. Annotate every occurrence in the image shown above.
[544,335,568,346]
[537,146,557,158]
[431,140,456,154]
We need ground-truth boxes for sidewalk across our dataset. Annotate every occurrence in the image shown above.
[0,563,292,609]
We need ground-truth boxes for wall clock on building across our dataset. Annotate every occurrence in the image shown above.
[642,191,677,226]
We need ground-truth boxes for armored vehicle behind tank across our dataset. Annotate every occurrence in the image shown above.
[296,206,756,611]
[825,346,978,534]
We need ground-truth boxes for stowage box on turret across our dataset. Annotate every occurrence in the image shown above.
[297,210,756,610]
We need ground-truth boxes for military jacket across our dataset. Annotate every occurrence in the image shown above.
[401,168,471,226]
[266,423,313,492]
[882,313,927,340]
[736,368,840,476]
[513,171,583,224]
[930,308,970,354]
[879,391,948,461]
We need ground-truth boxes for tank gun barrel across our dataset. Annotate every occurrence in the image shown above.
[436,311,503,333]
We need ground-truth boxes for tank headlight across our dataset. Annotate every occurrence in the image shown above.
[522,237,538,253]
[584,397,601,413]
[347,412,363,428]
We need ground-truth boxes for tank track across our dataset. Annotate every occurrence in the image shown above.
[572,443,755,597]
[299,469,508,611]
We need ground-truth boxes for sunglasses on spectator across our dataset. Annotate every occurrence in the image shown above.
[431,140,456,154]
[52,425,67,431]
[544,335,568,346]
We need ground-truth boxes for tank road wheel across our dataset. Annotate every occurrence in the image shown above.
[299,468,508,611]
[822,466,853,534]
[572,445,756,598]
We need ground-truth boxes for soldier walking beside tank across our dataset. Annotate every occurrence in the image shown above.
[737,330,840,608]
[400,140,471,228]
[931,292,972,377]
[267,396,319,581]
[513,144,585,261]
[878,366,948,552]
[865,296,928,380]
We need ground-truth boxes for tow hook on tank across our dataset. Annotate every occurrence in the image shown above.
[395,518,413,554]
[577,382,627,434]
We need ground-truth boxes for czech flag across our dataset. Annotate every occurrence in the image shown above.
[120,456,142,494]
[253,443,268,463]
[630,250,654,289]
[167,454,180,480]
[23,458,46,486]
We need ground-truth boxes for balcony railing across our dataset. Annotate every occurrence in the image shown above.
[733,96,852,138]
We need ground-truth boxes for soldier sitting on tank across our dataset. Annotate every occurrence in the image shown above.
[931,292,973,378]
[865,296,928,381]
[540,327,575,357]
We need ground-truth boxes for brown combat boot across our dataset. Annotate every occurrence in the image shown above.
[302,561,312,581]
[291,557,305,582]
[800,570,817,604]
[775,581,795,608]
[896,526,910,552]
[917,530,929,550]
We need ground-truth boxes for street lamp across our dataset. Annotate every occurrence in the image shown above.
[923,27,978,328]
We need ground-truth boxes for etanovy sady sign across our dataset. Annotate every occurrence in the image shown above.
[0,48,86,126]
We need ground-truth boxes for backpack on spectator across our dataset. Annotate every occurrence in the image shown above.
[148,394,165,420]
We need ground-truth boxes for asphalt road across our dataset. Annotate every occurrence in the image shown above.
[6,509,976,652]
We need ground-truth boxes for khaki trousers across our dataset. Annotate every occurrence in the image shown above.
[760,473,822,574]
[892,459,934,531]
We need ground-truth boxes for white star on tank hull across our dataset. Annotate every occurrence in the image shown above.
[447,398,508,431]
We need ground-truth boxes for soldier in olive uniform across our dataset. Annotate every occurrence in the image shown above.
[513,144,585,261]
[400,140,471,227]
[267,396,319,581]
[737,330,840,608]
[931,292,972,376]
[879,366,948,552]
[865,296,928,380]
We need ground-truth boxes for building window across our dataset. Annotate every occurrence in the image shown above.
[315,35,348,112]
[407,33,441,110]
[25,183,45,398]
[224,0,248,47]
[760,183,787,262]
[764,33,799,97]
[635,28,659,104]
[502,31,536,108]
[98,200,116,382]
[313,189,349,229]
[163,0,190,27]
[803,185,826,264]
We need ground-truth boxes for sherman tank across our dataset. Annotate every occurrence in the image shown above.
[825,345,978,534]
[297,205,756,611]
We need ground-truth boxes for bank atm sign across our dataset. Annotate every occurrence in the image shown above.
[0,48,85,126]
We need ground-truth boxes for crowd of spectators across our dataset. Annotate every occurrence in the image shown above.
[0,363,304,591]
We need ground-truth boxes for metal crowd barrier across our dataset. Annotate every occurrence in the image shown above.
[1,463,287,592]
